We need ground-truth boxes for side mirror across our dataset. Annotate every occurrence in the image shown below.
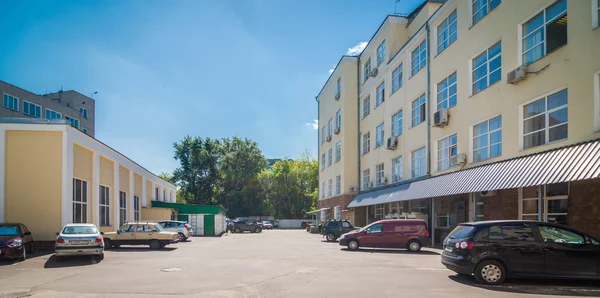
[100,232,104,235]
[56,232,60,236]
[117,230,121,234]
[23,231,31,236]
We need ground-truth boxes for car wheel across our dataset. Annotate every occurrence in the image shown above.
[27,242,35,254]
[104,239,113,249]
[234,228,242,233]
[19,247,26,261]
[150,240,162,250]
[254,227,261,233]
[347,240,359,251]
[407,240,422,252]
[326,233,336,242]
[178,233,186,242]
[96,253,104,261]
[475,260,506,285]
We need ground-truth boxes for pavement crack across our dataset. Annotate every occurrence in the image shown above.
[31,272,81,290]
[226,271,297,291]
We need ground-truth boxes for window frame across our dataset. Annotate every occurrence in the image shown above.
[437,213,451,228]
[362,132,371,155]
[411,94,426,127]
[411,40,427,77]
[65,116,80,129]
[392,64,403,93]
[119,191,127,227]
[327,148,333,167]
[518,183,569,223]
[321,127,326,144]
[375,123,385,148]
[321,153,325,170]
[437,10,458,55]
[374,204,384,219]
[362,169,370,190]
[3,93,19,111]
[327,179,333,197]
[80,107,88,119]
[335,141,341,163]
[519,0,567,66]
[134,195,140,221]
[321,182,325,199]
[362,95,371,119]
[363,58,371,83]
[335,77,341,98]
[594,0,600,29]
[377,40,386,66]
[472,115,502,163]
[72,178,88,224]
[471,0,501,26]
[335,175,341,195]
[392,110,403,137]
[437,72,457,111]
[336,109,342,130]
[437,134,457,172]
[375,163,385,187]
[23,100,42,118]
[99,185,110,226]
[375,82,385,108]
[411,147,427,178]
[471,41,502,96]
[392,156,403,183]
[520,88,568,150]
[45,108,62,119]
[328,119,333,137]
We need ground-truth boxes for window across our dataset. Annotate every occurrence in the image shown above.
[363,58,371,83]
[65,116,80,129]
[73,178,88,223]
[375,123,384,148]
[411,147,426,178]
[163,190,166,201]
[437,213,451,227]
[538,225,584,244]
[155,187,159,201]
[82,127,88,135]
[437,134,457,171]
[23,101,41,118]
[134,195,140,221]
[321,154,325,170]
[473,193,486,221]
[411,40,427,76]
[375,82,385,107]
[327,148,333,167]
[392,64,403,93]
[99,185,110,226]
[522,0,567,65]
[335,141,341,162]
[3,94,19,111]
[519,182,569,224]
[328,119,332,137]
[437,10,457,54]
[45,109,62,119]
[411,94,426,127]
[410,199,428,213]
[389,201,402,215]
[362,96,371,118]
[522,89,568,149]
[362,169,370,190]
[520,198,539,221]
[473,115,502,162]
[335,175,341,195]
[327,179,332,197]
[500,224,536,242]
[377,40,386,66]
[367,224,383,233]
[472,0,501,25]
[437,72,457,110]
[392,156,403,182]
[321,182,325,199]
[390,111,403,137]
[321,127,326,144]
[335,77,341,98]
[375,164,384,186]
[119,191,127,227]
[334,206,341,220]
[472,41,501,95]
[374,204,384,219]
[362,132,371,155]
[336,109,342,130]
[80,107,88,119]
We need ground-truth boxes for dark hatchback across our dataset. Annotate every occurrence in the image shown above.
[442,220,600,285]
[0,223,34,261]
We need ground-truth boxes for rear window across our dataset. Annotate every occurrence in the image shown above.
[62,226,98,235]
[447,225,477,239]
[326,221,338,227]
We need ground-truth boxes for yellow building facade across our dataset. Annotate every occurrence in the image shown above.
[0,120,177,241]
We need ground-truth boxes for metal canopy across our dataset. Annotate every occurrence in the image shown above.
[305,207,331,215]
[348,139,600,208]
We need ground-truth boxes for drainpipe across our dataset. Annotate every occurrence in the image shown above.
[356,58,362,197]
[425,22,435,247]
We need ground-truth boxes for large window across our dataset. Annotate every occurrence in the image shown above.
[3,94,19,111]
[23,101,41,118]
[334,206,341,220]
[362,96,371,118]
[377,40,386,66]
[522,0,567,65]
[119,191,127,227]
[335,175,341,195]
[328,119,332,137]
[99,185,110,226]
[375,123,385,148]
[335,141,341,162]
[411,147,426,178]
[437,72,457,110]
[327,148,333,167]
[363,58,371,83]
[437,10,457,54]
[362,169,370,190]
[321,127,325,144]
[134,195,140,221]
[437,213,451,228]
[392,64,403,93]
[411,41,427,76]
[472,41,501,95]
[375,164,385,186]
[335,77,341,98]
[374,204,385,219]
[473,193,486,221]
[321,154,325,170]
[375,82,385,107]
[73,178,88,223]
[410,199,428,213]
[321,182,325,199]
[522,89,568,149]
[327,179,332,197]
[437,134,457,171]
[472,0,501,25]
[392,156,403,183]
[392,110,403,137]
[362,132,370,155]
[519,182,569,225]
[80,107,88,119]
[411,94,426,127]
[473,115,502,162]
[336,109,342,130]
[46,109,62,119]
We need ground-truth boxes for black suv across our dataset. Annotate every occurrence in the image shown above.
[321,220,355,241]
[232,219,262,233]
[442,220,600,285]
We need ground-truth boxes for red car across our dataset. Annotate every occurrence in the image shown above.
[261,221,274,230]
[0,223,35,261]
[338,219,429,252]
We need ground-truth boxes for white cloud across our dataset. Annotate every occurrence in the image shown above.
[346,41,367,56]
[305,119,318,130]
[328,67,335,74]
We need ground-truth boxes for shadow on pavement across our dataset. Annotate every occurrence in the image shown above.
[449,274,600,296]
[340,248,440,255]
[108,246,177,252]
[44,255,99,268]
[0,250,53,266]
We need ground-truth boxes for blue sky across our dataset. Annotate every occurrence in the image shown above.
[0,0,424,174]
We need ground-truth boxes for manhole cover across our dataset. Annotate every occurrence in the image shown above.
[161,267,183,272]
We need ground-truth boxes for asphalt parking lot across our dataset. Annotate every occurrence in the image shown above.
[1,230,599,298]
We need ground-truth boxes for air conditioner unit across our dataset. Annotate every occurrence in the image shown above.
[349,186,357,192]
[479,190,497,197]
[370,67,378,77]
[326,135,332,142]
[433,109,449,127]
[450,153,467,166]
[507,65,527,84]
[335,93,341,100]
[387,136,398,150]
[334,127,341,134]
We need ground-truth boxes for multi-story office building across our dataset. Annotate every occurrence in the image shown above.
[317,0,600,245]
[1,80,95,136]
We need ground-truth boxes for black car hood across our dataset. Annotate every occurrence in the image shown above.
[0,235,20,247]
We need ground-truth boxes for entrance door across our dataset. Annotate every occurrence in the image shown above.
[178,214,189,223]
[204,215,215,236]
[450,199,467,229]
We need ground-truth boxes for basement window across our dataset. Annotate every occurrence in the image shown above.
[522,0,567,65]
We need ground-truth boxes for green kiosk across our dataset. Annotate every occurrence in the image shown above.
[152,201,227,236]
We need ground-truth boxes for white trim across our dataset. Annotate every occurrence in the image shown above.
[92,152,100,227]
[518,86,569,150]
[71,176,89,224]
[129,169,134,222]
[2,93,20,112]
[0,128,5,223]
[142,178,147,208]
[594,71,600,132]
[113,162,120,228]
[62,132,73,226]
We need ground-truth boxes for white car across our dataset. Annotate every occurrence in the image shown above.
[55,223,104,262]
[158,221,193,242]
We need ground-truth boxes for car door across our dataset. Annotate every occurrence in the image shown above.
[341,221,353,235]
[536,224,600,277]
[360,223,384,247]
[119,224,136,244]
[490,223,544,276]
[20,224,33,244]
[136,224,155,245]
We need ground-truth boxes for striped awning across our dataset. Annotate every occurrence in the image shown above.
[348,139,600,208]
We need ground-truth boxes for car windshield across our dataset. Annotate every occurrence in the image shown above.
[447,225,477,239]
[0,225,20,236]
[62,226,98,235]
[154,224,164,232]
[264,221,271,224]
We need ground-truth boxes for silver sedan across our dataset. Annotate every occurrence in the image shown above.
[55,223,104,262]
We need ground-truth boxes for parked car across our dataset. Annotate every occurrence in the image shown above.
[339,219,429,252]
[55,223,104,262]
[261,221,274,230]
[102,222,179,250]
[322,220,355,242]
[158,220,193,242]
[226,219,234,232]
[272,220,279,229]
[0,223,34,261]
[441,220,600,285]
[232,219,262,233]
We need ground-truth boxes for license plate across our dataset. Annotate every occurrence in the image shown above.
[71,241,88,245]
[444,246,453,252]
